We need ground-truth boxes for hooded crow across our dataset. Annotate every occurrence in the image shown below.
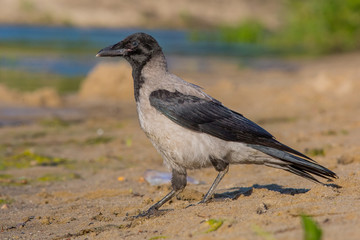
[96,32,337,217]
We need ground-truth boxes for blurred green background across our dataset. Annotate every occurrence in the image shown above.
[218,0,360,54]
[0,0,359,94]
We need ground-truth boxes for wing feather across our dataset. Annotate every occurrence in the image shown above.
[149,89,338,182]
[149,89,310,160]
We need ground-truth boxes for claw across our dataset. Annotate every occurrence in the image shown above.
[185,203,196,209]
[124,207,170,220]
[185,199,209,209]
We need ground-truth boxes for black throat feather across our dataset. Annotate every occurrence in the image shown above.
[129,50,165,102]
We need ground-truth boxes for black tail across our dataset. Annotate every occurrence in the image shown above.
[249,144,338,184]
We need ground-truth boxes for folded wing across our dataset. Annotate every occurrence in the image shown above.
[149,89,337,182]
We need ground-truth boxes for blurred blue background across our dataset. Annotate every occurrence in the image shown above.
[0,0,359,95]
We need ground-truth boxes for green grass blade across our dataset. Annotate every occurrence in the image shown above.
[301,215,322,240]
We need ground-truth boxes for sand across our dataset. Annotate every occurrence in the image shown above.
[1,53,360,239]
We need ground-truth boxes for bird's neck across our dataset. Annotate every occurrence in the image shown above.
[132,52,167,102]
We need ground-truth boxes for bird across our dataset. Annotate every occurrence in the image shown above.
[96,32,337,217]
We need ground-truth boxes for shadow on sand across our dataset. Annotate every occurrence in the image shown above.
[214,183,310,200]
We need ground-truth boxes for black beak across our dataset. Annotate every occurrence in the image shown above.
[96,43,127,57]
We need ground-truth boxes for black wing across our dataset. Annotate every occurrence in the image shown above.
[149,89,312,160]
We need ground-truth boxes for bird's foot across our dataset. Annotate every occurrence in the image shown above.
[185,199,208,209]
[124,207,169,221]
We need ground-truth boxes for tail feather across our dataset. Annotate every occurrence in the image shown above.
[272,140,315,162]
[286,166,322,184]
[249,144,338,183]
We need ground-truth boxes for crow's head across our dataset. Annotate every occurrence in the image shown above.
[96,32,163,68]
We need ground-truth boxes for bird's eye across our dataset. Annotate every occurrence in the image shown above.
[131,41,138,47]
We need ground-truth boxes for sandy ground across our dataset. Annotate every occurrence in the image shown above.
[1,53,360,239]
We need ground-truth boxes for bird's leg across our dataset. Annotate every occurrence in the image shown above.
[200,166,229,203]
[135,169,187,218]
[186,158,229,208]
[199,160,229,203]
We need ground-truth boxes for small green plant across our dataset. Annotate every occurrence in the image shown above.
[321,130,337,136]
[251,215,323,240]
[0,149,71,170]
[23,131,47,139]
[125,137,132,147]
[149,236,168,240]
[0,175,29,186]
[0,174,13,180]
[84,136,113,145]
[204,219,224,233]
[340,129,349,135]
[252,224,276,240]
[0,174,13,185]
[40,118,70,128]
[301,215,323,240]
[0,198,14,205]
[37,173,81,182]
[305,148,325,157]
